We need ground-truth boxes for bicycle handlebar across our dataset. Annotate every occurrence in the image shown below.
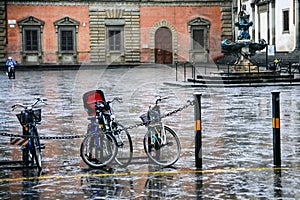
[95,97,122,105]
[155,96,168,105]
[11,97,47,111]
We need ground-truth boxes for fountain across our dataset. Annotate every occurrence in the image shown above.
[174,11,300,86]
[221,12,267,72]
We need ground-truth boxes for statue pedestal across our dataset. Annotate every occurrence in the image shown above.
[233,61,257,72]
[232,40,258,72]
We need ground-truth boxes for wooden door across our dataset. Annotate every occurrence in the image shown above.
[155,27,173,64]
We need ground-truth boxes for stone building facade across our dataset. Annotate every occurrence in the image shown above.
[0,2,6,64]
[1,0,232,66]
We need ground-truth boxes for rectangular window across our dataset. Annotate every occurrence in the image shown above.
[108,30,121,51]
[283,10,289,32]
[25,29,38,51]
[193,29,204,50]
[61,30,74,51]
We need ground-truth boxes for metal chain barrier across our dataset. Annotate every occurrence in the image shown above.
[0,100,194,140]
[0,132,86,140]
[0,121,15,125]
[121,100,195,131]
[161,100,194,119]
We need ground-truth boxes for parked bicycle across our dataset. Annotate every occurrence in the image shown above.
[267,58,300,74]
[140,97,181,167]
[80,90,133,168]
[267,58,283,72]
[11,97,47,170]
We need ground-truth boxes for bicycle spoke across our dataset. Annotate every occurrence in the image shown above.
[81,132,118,168]
[113,123,133,167]
[144,125,181,167]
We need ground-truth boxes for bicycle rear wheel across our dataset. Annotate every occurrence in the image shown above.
[143,125,181,167]
[80,131,118,168]
[113,123,133,167]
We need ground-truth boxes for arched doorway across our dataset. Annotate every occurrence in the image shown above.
[155,27,173,64]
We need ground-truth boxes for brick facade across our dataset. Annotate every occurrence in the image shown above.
[140,5,223,63]
[6,4,89,65]
[2,0,231,65]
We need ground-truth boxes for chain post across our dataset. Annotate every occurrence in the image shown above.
[194,93,202,169]
[272,91,281,167]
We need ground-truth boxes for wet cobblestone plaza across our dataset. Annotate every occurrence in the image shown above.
[0,64,300,199]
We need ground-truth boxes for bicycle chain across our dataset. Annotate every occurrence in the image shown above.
[0,100,194,140]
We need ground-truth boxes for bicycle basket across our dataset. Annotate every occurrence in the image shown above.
[16,109,41,125]
[148,106,161,123]
[140,113,149,126]
[82,90,106,116]
[16,113,26,125]
[33,109,42,122]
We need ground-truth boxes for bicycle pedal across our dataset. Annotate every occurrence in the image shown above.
[148,144,155,149]
[148,143,154,147]
[117,142,124,147]
[166,141,173,146]
[21,145,27,150]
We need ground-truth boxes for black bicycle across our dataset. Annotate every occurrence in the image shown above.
[140,97,181,167]
[80,90,133,168]
[11,97,47,170]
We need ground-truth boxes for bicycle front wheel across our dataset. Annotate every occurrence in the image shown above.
[32,127,42,170]
[114,123,133,167]
[143,125,181,167]
[80,132,118,168]
[22,129,33,167]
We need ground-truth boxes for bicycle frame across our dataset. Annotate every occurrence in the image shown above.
[88,115,113,148]
[145,101,168,149]
[89,117,100,144]
[95,99,123,146]
[149,125,167,147]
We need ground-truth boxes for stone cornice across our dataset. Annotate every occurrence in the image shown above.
[8,0,224,7]
[7,1,88,6]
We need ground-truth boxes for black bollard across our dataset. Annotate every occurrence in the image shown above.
[175,61,178,82]
[194,93,202,169]
[184,62,187,82]
[272,91,281,166]
[289,62,292,84]
[192,62,195,81]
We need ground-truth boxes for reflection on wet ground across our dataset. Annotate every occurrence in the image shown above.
[0,64,299,199]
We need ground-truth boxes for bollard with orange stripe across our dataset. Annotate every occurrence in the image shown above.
[194,93,202,169]
[272,117,280,129]
[272,91,281,166]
